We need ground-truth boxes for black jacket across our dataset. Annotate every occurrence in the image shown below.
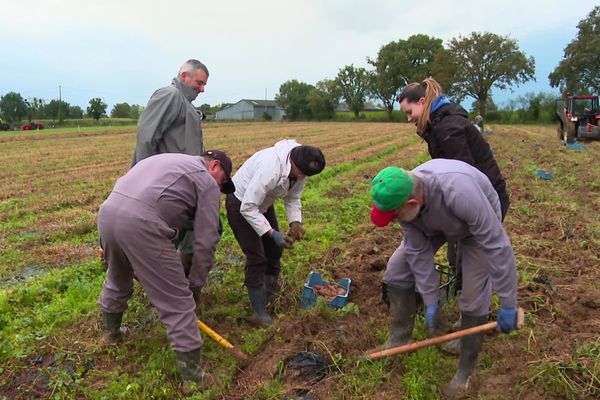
[422,103,509,218]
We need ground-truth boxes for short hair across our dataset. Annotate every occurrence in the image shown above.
[178,59,209,78]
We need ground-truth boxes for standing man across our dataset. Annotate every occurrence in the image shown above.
[370,159,519,398]
[226,139,326,326]
[132,59,209,165]
[131,59,210,272]
[98,151,235,390]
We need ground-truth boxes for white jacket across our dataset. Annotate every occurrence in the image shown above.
[232,139,305,236]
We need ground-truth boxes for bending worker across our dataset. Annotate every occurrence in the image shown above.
[226,139,326,326]
[98,150,234,390]
[370,158,519,398]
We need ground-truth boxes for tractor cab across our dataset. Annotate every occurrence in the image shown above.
[556,95,600,142]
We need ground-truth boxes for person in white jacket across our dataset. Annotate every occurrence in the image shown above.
[225,139,326,326]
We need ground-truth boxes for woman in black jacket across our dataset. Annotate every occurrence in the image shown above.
[398,78,509,218]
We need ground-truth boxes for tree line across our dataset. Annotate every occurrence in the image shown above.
[0,93,143,125]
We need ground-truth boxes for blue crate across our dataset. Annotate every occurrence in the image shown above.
[301,271,352,309]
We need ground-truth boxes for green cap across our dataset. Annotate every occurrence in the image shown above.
[371,167,414,211]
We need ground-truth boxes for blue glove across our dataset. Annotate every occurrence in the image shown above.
[497,307,517,333]
[270,230,293,249]
[425,303,440,336]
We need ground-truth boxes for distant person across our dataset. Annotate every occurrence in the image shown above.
[226,140,326,326]
[98,151,234,391]
[131,59,211,272]
[473,114,484,133]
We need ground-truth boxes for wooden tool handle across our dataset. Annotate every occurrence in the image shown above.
[367,307,525,360]
[367,322,498,359]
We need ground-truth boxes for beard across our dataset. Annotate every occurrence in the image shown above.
[397,204,420,222]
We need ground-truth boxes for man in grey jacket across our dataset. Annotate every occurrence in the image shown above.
[131,59,210,272]
[98,150,234,390]
[370,159,519,398]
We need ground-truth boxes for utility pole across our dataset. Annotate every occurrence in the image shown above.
[58,85,63,124]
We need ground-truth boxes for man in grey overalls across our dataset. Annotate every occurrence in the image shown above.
[370,159,519,398]
[98,150,234,389]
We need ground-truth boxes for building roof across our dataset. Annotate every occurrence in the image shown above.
[336,101,385,112]
[239,99,281,108]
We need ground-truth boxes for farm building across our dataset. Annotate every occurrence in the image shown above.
[216,99,286,120]
[335,102,385,112]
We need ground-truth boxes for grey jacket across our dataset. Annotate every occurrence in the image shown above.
[132,78,204,166]
[399,159,517,308]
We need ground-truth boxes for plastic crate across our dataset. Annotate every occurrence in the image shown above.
[301,271,352,309]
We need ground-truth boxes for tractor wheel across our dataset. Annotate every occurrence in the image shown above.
[556,124,564,140]
[566,121,577,142]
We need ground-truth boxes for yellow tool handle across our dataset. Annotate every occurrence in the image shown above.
[197,320,234,349]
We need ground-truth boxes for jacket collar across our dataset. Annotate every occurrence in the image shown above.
[172,78,199,102]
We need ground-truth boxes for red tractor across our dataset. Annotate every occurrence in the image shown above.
[556,95,600,142]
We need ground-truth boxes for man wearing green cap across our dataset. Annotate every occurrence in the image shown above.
[370,158,519,398]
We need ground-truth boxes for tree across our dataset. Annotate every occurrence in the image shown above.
[69,105,84,119]
[306,79,340,120]
[26,97,46,122]
[442,32,535,116]
[275,80,314,120]
[87,98,107,121]
[368,35,443,120]
[335,65,370,118]
[129,104,143,119]
[43,100,71,119]
[0,92,28,123]
[549,6,600,94]
[110,102,131,118]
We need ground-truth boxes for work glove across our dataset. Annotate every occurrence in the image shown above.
[497,307,517,333]
[288,221,305,241]
[270,230,294,249]
[424,303,440,337]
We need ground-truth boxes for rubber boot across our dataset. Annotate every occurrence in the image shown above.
[384,286,416,349]
[102,312,124,344]
[174,348,213,394]
[441,314,488,398]
[265,274,280,306]
[247,285,273,326]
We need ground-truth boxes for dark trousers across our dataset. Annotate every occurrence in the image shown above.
[225,194,283,287]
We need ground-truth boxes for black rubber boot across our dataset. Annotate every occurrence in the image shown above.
[265,274,280,306]
[441,314,488,398]
[384,286,416,349]
[247,285,273,326]
[102,312,124,344]
[174,348,212,394]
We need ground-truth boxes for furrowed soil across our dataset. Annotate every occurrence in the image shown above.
[1,122,599,399]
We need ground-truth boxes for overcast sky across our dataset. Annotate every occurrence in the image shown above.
[1,0,597,111]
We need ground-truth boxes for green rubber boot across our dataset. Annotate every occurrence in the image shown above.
[384,286,416,349]
[102,312,124,344]
[247,285,273,326]
[174,348,213,394]
[440,314,488,398]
